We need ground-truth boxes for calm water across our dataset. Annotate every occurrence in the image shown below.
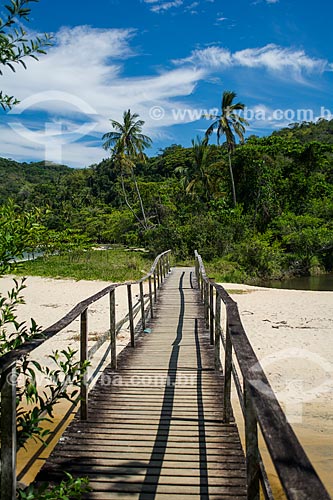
[261,273,333,291]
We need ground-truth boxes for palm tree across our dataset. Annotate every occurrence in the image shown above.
[205,90,248,206]
[102,110,152,229]
[176,136,219,202]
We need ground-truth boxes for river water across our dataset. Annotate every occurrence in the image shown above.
[261,273,333,291]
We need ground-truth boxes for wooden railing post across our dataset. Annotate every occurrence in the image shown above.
[167,252,171,273]
[80,308,88,420]
[153,271,157,302]
[157,264,161,289]
[1,363,17,499]
[214,293,221,370]
[109,289,116,370]
[160,260,163,284]
[162,255,166,279]
[139,281,146,331]
[148,276,154,319]
[195,255,199,282]
[244,380,260,500]
[204,281,209,329]
[209,283,214,345]
[223,323,232,423]
[127,284,135,347]
[200,272,204,302]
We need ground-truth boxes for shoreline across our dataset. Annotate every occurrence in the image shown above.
[1,275,332,494]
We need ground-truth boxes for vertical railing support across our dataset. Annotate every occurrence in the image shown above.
[214,293,221,370]
[1,363,17,499]
[139,281,146,331]
[244,380,260,500]
[223,323,232,423]
[149,276,154,319]
[157,264,160,289]
[161,256,165,279]
[153,271,157,302]
[109,289,116,370]
[209,283,214,345]
[80,308,88,420]
[127,284,135,347]
[163,255,167,278]
[204,281,209,329]
[200,273,204,302]
[167,252,171,273]
[195,256,199,282]
[159,260,163,284]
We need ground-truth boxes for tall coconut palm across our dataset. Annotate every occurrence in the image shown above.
[205,90,248,206]
[102,110,152,229]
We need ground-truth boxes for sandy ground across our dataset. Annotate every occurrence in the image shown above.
[0,274,332,494]
[223,283,333,496]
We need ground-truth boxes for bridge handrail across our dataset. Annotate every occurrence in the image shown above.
[0,249,171,373]
[0,249,171,498]
[194,250,330,500]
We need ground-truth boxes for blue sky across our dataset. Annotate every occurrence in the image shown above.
[1,0,332,167]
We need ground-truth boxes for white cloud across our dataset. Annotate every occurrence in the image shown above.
[145,0,183,13]
[184,1,199,13]
[174,43,330,77]
[174,46,232,68]
[0,25,205,167]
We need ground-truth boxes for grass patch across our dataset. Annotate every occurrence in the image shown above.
[225,288,251,295]
[14,248,154,282]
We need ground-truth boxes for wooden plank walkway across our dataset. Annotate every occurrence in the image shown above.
[37,267,247,499]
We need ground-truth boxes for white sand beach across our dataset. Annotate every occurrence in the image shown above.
[0,274,332,494]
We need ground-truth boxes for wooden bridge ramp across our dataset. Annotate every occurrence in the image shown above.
[37,267,247,499]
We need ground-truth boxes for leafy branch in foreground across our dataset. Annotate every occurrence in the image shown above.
[0,200,46,274]
[17,472,90,499]
[0,0,53,110]
[0,277,42,354]
[0,278,90,449]
[16,347,90,449]
[0,266,90,496]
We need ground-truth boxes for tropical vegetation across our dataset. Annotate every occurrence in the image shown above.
[1,117,333,283]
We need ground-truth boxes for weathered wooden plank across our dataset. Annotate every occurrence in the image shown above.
[83,493,247,500]
[40,462,244,476]
[43,458,246,471]
[59,432,241,443]
[84,482,247,494]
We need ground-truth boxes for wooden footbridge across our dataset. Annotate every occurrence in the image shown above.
[0,251,331,499]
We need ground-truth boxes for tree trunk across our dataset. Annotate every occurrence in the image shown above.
[228,152,237,207]
[131,169,149,230]
[120,174,145,229]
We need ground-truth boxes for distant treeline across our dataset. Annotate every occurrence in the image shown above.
[1,119,333,282]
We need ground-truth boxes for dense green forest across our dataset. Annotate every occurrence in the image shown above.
[1,119,333,283]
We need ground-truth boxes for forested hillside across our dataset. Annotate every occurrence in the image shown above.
[0,158,71,203]
[1,120,333,282]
